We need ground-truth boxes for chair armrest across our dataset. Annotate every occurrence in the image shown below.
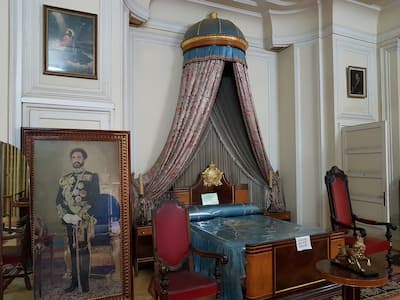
[354,216,397,231]
[332,218,367,237]
[191,246,228,265]
[353,215,397,245]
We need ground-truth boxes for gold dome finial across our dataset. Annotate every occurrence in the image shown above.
[210,12,218,19]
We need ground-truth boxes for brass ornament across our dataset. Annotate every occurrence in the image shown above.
[201,163,223,187]
[334,235,371,272]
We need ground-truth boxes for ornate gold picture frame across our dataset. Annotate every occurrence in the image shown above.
[22,128,132,299]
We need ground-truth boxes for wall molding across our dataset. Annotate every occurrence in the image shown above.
[380,41,399,212]
[378,26,400,44]
[123,0,150,24]
[145,18,187,35]
[22,96,115,110]
[145,5,395,49]
[22,96,113,129]
[145,17,265,50]
[132,27,182,47]
[293,40,322,226]
[8,0,23,146]
[272,30,319,48]
[294,45,303,224]
[332,24,376,44]
[8,0,121,146]
[269,21,378,49]
[186,0,262,17]
[21,0,112,101]
[334,38,378,121]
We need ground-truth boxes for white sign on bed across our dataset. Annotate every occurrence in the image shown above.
[295,235,312,251]
[201,192,219,205]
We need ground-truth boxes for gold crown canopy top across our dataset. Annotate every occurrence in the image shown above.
[181,12,248,53]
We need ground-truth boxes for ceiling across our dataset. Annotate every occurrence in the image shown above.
[187,0,398,17]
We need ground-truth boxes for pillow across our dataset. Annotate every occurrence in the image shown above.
[189,203,261,222]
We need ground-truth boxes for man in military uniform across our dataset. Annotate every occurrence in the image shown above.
[56,148,99,293]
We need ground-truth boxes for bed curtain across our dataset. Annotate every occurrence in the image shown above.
[136,58,284,215]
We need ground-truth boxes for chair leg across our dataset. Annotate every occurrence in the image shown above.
[385,227,395,279]
[147,275,158,299]
[387,250,394,279]
[23,265,32,290]
[24,274,32,290]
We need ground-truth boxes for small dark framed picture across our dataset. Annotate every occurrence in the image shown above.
[43,5,98,79]
[347,66,367,98]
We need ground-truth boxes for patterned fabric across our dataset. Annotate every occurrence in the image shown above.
[191,214,325,300]
[142,59,225,203]
[233,62,285,210]
[138,59,285,212]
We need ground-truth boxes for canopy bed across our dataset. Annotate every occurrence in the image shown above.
[133,12,285,223]
[132,13,344,300]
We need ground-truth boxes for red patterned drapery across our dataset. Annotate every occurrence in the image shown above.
[233,62,285,210]
[141,59,225,202]
[135,59,285,222]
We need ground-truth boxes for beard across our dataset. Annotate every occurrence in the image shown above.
[73,161,83,168]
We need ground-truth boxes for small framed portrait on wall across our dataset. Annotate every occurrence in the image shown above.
[347,66,367,98]
[43,5,97,79]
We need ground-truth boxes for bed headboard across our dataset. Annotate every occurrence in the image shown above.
[174,163,249,206]
[190,174,233,205]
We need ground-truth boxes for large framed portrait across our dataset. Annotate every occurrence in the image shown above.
[22,128,132,299]
[347,66,367,98]
[43,5,98,79]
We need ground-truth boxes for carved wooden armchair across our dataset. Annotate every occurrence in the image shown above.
[325,166,397,277]
[150,196,228,299]
[2,215,32,291]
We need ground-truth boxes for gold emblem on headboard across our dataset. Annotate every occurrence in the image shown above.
[201,163,223,187]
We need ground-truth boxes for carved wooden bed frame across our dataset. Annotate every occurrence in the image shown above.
[175,176,248,206]
[174,165,344,299]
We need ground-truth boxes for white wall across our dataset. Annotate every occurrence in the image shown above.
[269,4,319,47]
[130,0,278,175]
[272,0,398,227]
[0,0,9,142]
[247,49,279,168]
[379,38,400,223]
[3,0,400,227]
[277,40,322,227]
[377,4,400,36]
[278,46,296,220]
[332,0,379,35]
[7,0,130,147]
[319,30,335,229]
[294,41,321,226]
[130,27,182,172]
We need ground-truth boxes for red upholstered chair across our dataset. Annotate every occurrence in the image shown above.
[325,166,397,277]
[151,196,228,300]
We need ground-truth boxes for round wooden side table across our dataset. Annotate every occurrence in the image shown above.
[315,259,388,300]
